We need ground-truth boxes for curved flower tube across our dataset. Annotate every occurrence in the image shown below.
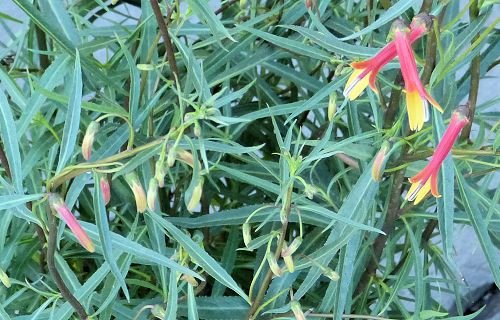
[393,19,443,131]
[406,106,469,204]
[343,13,433,101]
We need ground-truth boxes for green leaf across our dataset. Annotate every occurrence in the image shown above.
[187,284,199,320]
[456,170,500,288]
[93,171,130,301]
[340,0,414,40]
[147,211,250,303]
[0,194,43,210]
[186,0,234,41]
[57,51,82,173]
[0,90,23,193]
[78,221,202,280]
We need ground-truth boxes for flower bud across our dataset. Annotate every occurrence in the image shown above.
[291,301,306,320]
[147,178,158,211]
[304,184,316,200]
[371,140,392,181]
[82,121,99,161]
[99,175,111,205]
[283,254,295,273]
[151,305,166,319]
[181,274,199,287]
[194,121,201,137]
[323,267,340,281]
[167,149,176,167]
[282,236,302,257]
[239,0,247,8]
[0,268,10,288]
[155,160,166,188]
[176,148,196,168]
[328,92,336,121]
[125,172,147,213]
[186,179,203,212]
[48,193,95,252]
[266,252,283,277]
[242,223,252,248]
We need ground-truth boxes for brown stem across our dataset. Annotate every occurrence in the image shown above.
[150,0,179,83]
[47,207,88,320]
[460,0,480,141]
[0,141,12,179]
[383,73,403,129]
[215,0,239,15]
[248,186,293,319]
[354,169,406,296]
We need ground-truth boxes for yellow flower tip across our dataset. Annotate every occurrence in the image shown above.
[406,90,425,131]
[343,68,370,101]
[125,173,147,213]
[406,179,431,205]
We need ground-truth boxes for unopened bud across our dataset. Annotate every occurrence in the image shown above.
[155,160,166,187]
[194,121,201,137]
[266,252,283,277]
[186,179,203,212]
[99,175,111,205]
[167,149,176,167]
[147,178,158,211]
[304,184,316,200]
[283,254,295,273]
[239,0,247,8]
[176,148,196,168]
[323,267,340,281]
[0,268,10,288]
[371,140,392,181]
[282,236,302,257]
[125,173,147,213]
[151,305,166,319]
[82,121,99,161]
[48,193,95,252]
[305,0,312,10]
[291,301,306,320]
[181,274,199,287]
[328,93,336,121]
[242,223,252,247]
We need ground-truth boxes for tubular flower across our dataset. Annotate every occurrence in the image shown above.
[125,172,147,213]
[48,193,95,252]
[393,19,443,131]
[82,121,99,161]
[99,175,111,205]
[406,106,469,204]
[343,13,433,100]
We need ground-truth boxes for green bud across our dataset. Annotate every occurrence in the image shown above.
[266,252,283,277]
[242,223,252,248]
[282,236,302,257]
[291,301,306,320]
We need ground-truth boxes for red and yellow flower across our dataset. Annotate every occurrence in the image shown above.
[343,14,432,101]
[406,106,469,204]
[393,19,443,131]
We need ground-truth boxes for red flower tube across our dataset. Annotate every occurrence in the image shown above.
[48,193,95,252]
[393,19,443,131]
[343,14,432,100]
[406,106,469,204]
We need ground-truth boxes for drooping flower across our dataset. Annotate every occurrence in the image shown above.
[48,193,95,252]
[343,13,433,101]
[393,19,443,131]
[406,106,469,204]
[125,172,147,213]
[82,121,99,161]
[99,175,111,205]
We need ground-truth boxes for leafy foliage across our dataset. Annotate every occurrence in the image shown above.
[0,0,498,319]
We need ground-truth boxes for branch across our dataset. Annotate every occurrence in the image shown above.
[460,0,480,141]
[150,0,179,83]
[46,207,88,319]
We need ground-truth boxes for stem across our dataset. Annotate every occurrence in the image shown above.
[383,73,403,129]
[46,207,88,320]
[215,0,239,15]
[460,0,480,141]
[248,185,294,319]
[150,0,179,83]
[354,169,406,296]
